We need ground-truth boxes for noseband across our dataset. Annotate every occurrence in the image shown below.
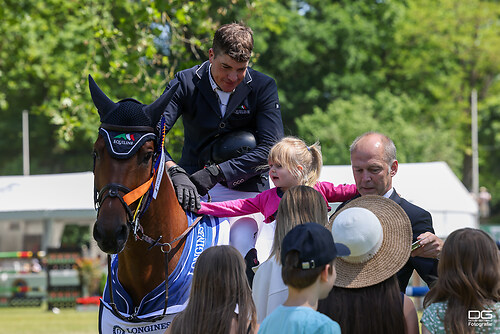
[94,179,154,238]
[94,183,134,223]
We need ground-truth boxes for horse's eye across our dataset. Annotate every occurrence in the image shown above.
[142,152,153,164]
[92,151,98,159]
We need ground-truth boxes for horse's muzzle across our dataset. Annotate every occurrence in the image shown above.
[93,220,129,254]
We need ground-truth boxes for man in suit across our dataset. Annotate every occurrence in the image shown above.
[162,23,283,211]
[337,132,443,291]
[161,23,283,276]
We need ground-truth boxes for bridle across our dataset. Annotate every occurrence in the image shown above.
[93,123,162,244]
[93,121,202,323]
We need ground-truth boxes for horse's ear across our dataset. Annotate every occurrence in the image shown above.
[88,74,118,121]
[143,82,180,125]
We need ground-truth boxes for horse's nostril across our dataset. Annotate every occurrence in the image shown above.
[117,224,129,242]
[93,223,101,242]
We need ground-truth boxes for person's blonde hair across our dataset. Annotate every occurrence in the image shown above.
[169,245,257,334]
[267,136,323,187]
[271,185,328,264]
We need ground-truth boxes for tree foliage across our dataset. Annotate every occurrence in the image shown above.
[0,0,284,170]
[298,91,461,167]
[1,0,500,212]
[286,0,500,211]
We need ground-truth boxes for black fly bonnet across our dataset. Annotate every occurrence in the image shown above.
[89,74,178,158]
[89,74,179,225]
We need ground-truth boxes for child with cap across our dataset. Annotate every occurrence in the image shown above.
[258,222,350,334]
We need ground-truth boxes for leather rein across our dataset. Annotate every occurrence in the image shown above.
[94,123,202,323]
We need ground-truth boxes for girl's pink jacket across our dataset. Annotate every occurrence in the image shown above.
[198,182,358,224]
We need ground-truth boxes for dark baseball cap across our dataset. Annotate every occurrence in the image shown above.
[281,222,350,270]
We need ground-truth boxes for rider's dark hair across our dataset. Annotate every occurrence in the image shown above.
[212,23,253,62]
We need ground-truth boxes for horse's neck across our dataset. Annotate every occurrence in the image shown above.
[117,173,188,305]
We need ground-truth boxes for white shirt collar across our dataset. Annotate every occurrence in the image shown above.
[209,63,232,116]
[208,63,219,91]
[383,187,394,198]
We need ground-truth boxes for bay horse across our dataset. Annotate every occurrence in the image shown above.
[89,75,229,333]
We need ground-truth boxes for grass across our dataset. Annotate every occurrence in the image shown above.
[0,302,424,333]
[0,305,98,334]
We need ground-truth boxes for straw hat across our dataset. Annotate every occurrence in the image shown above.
[328,195,412,288]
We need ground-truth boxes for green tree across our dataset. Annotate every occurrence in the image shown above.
[390,0,500,188]
[1,0,163,174]
[298,91,461,166]
[0,0,285,174]
[255,0,405,132]
[288,0,500,211]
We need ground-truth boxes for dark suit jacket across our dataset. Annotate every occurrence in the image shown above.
[335,190,439,291]
[162,61,284,192]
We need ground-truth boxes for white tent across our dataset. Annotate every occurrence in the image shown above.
[0,161,479,253]
[0,172,96,253]
[320,161,479,238]
[0,172,95,220]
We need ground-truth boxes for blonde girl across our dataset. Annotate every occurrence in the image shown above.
[195,136,357,224]
[165,245,258,334]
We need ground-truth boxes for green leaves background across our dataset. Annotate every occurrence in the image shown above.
[1,0,500,212]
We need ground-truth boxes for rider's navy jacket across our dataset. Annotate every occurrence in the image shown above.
[161,61,284,192]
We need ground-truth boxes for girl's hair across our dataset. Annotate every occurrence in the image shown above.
[317,275,406,334]
[267,136,322,187]
[271,185,328,263]
[423,228,500,334]
[169,245,257,334]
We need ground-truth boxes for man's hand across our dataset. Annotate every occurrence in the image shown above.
[190,165,222,196]
[411,232,443,259]
[167,165,200,211]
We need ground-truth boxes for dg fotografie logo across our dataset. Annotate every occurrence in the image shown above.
[468,310,493,328]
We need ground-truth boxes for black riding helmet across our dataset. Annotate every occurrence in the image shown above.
[211,130,257,164]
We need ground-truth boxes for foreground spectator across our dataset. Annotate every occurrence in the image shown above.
[258,222,350,334]
[252,185,329,323]
[165,245,258,334]
[319,195,419,334]
[421,228,500,334]
[336,131,443,291]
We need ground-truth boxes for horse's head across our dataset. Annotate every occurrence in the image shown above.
[90,75,177,254]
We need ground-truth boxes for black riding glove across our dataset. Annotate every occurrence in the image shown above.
[190,164,225,196]
[167,165,201,211]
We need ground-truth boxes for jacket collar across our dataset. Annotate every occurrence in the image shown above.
[389,188,402,204]
[195,60,253,84]
[195,61,252,117]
